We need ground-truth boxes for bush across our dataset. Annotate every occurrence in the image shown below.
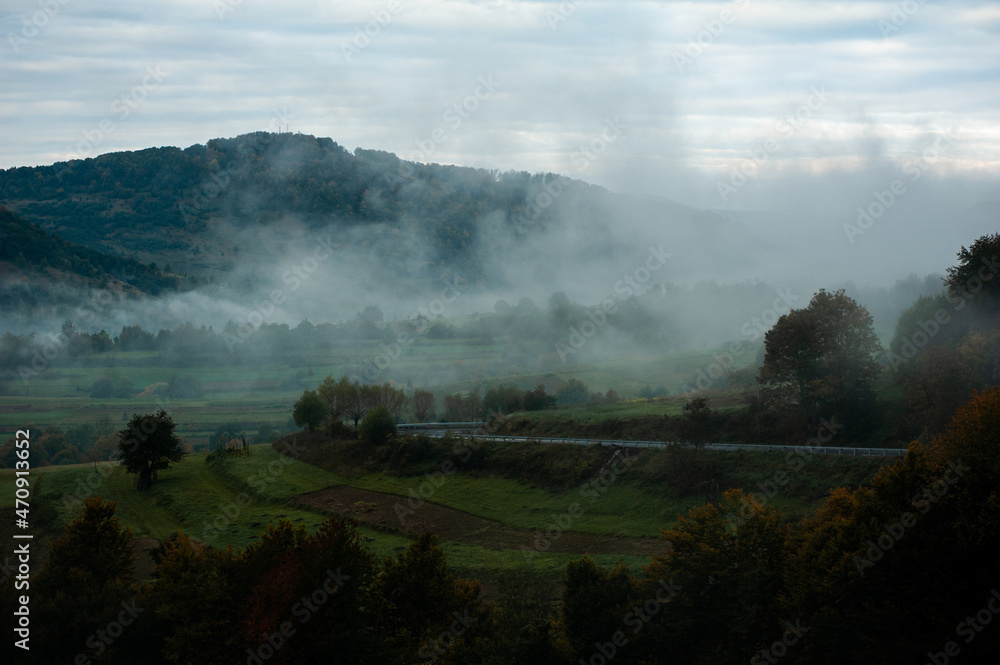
[359,406,397,445]
[326,419,357,440]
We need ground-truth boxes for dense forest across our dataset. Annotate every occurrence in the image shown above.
[0,207,186,306]
[0,132,590,279]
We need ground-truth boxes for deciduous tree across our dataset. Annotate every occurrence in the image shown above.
[761,289,882,424]
[293,388,328,431]
[945,232,1000,318]
[412,389,435,422]
[117,410,186,490]
[31,497,139,663]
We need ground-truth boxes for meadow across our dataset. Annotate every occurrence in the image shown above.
[0,429,890,593]
[0,442,670,587]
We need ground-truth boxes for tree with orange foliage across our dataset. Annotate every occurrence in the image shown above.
[784,388,1000,664]
[640,489,786,665]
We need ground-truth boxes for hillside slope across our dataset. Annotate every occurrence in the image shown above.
[0,132,768,289]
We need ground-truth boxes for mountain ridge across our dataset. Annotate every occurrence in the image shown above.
[0,131,767,292]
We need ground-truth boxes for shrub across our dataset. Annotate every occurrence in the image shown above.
[359,406,397,445]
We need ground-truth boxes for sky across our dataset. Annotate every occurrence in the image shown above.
[1,0,998,213]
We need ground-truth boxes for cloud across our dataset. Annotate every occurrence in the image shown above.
[0,0,996,295]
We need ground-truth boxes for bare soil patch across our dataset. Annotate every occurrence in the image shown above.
[294,485,666,557]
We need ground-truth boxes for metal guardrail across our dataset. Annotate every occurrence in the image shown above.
[422,432,907,458]
[397,422,487,429]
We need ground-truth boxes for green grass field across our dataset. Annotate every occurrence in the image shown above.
[345,472,685,538]
[0,430,891,589]
[0,443,670,586]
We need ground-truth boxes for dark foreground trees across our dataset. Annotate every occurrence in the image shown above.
[15,511,490,665]
[29,497,140,663]
[117,410,186,490]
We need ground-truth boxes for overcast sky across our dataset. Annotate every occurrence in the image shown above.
[1,0,998,211]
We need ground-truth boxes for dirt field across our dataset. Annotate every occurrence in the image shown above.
[293,485,667,556]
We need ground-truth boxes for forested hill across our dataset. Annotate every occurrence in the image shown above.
[0,133,578,273]
[0,206,183,299]
[0,132,762,286]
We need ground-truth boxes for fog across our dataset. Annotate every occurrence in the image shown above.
[3,133,982,370]
[2,0,998,385]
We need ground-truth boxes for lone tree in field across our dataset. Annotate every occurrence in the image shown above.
[761,289,882,422]
[117,410,186,491]
[293,388,329,431]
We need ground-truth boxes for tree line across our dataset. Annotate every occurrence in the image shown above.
[293,375,575,432]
